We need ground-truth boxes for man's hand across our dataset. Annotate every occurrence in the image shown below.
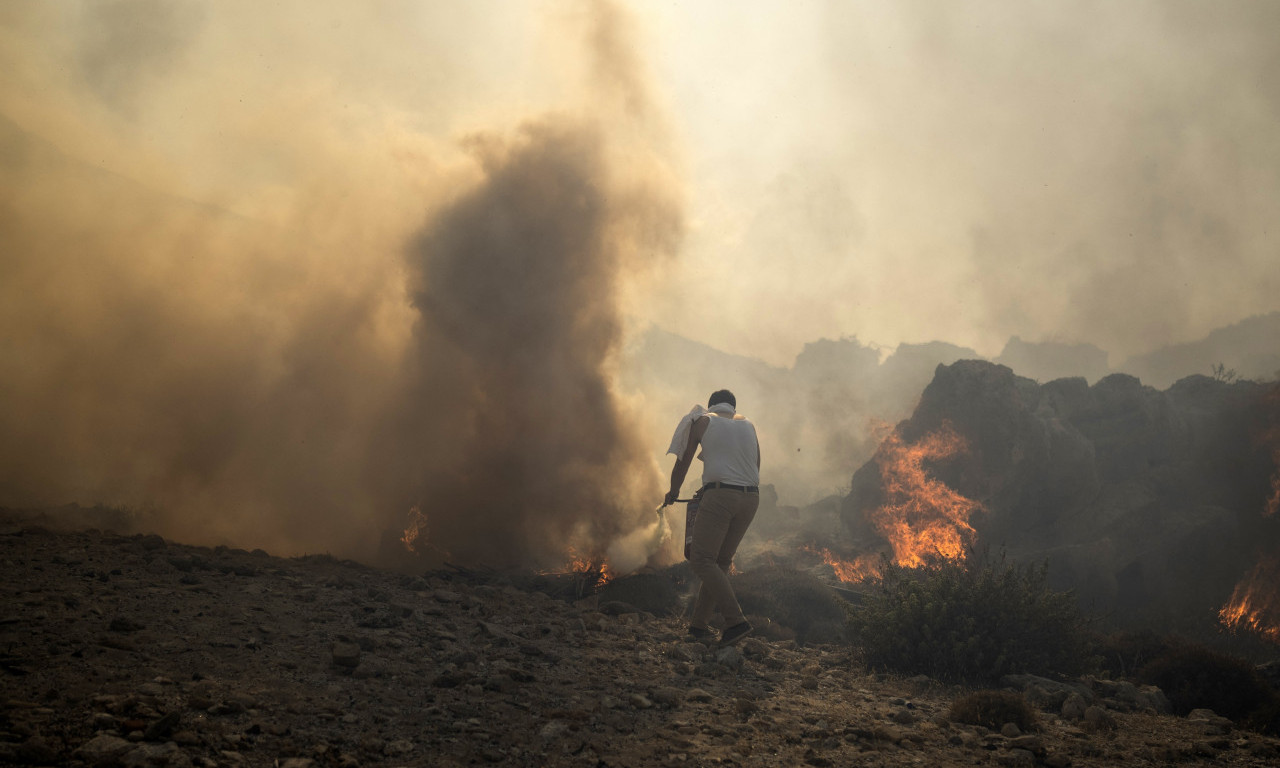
[664,489,680,507]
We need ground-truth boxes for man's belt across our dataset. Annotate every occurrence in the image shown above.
[703,482,759,493]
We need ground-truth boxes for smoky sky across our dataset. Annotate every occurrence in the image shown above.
[0,0,683,565]
[644,0,1280,364]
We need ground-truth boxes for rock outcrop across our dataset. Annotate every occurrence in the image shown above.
[842,360,1280,632]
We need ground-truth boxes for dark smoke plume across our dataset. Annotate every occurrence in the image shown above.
[393,118,682,568]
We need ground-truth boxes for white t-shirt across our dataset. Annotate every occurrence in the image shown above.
[700,414,760,487]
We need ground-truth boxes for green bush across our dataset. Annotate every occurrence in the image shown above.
[730,566,847,645]
[948,690,1038,731]
[846,554,1095,684]
[1094,629,1185,679]
[1138,644,1273,720]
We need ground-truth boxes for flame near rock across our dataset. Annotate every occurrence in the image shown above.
[867,422,983,570]
[1219,555,1280,643]
[1218,385,1280,642]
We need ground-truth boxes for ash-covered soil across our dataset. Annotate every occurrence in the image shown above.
[2,523,1278,767]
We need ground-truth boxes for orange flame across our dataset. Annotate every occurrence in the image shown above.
[1219,555,1280,643]
[401,505,428,553]
[547,546,613,585]
[1218,386,1280,641]
[868,422,982,569]
[801,544,881,583]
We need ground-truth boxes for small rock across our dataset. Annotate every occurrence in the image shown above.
[143,711,181,741]
[1043,753,1072,768]
[627,693,654,709]
[277,759,315,768]
[715,646,743,669]
[1083,706,1116,731]
[108,617,145,633]
[1009,735,1044,755]
[1135,685,1171,714]
[1061,692,1088,720]
[172,730,202,747]
[685,688,713,703]
[893,708,917,725]
[121,742,180,768]
[135,534,167,551]
[998,748,1036,767]
[1000,722,1021,737]
[383,739,414,756]
[331,642,361,669]
[75,734,133,765]
[650,687,684,707]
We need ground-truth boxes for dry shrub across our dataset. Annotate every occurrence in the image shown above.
[730,566,846,645]
[1138,644,1273,720]
[847,555,1095,683]
[1094,629,1184,679]
[949,690,1038,732]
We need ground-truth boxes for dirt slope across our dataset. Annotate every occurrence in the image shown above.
[2,524,1277,767]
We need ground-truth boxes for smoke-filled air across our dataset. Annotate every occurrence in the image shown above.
[0,0,682,567]
[3,0,1279,576]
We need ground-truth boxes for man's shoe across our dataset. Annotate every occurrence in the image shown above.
[720,621,753,645]
[686,626,715,642]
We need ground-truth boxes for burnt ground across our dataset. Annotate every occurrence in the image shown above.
[1,522,1279,767]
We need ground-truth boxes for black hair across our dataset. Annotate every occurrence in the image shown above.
[708,389,736,408]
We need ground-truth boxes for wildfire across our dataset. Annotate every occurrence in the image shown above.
[401,505,428,553]
[801,544,881,583]
[1218,385,1280,642]
[545,546,613,585]
[867,422,982,569]
[1219,555,1280,642]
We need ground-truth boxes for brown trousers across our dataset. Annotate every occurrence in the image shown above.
[688,488,758,629]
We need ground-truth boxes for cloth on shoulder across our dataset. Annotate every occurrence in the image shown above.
[666,402,736,457]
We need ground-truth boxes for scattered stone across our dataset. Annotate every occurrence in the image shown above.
[1061,692,1088,720]
[121,742,180,768]
[108,617,145,633]
[1083,706,1116,731]
[628,693,654,710]
[143,711,181,741]
[75,734,133,765]
[649,687,684,707]
[998,748,1036,767]
[331,642,361,669]
[715,646,743,669]
[3,524,1259,768]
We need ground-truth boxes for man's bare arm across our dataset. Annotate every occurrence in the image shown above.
[666,416,709,505]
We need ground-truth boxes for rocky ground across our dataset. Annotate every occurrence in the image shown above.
[2,522,1279,767]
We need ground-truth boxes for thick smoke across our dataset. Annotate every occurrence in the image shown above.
[393,117,682,568]
[0,1,682,567]
[644,0,1280,364]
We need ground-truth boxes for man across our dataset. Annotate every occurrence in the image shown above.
[665,389,761,645]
